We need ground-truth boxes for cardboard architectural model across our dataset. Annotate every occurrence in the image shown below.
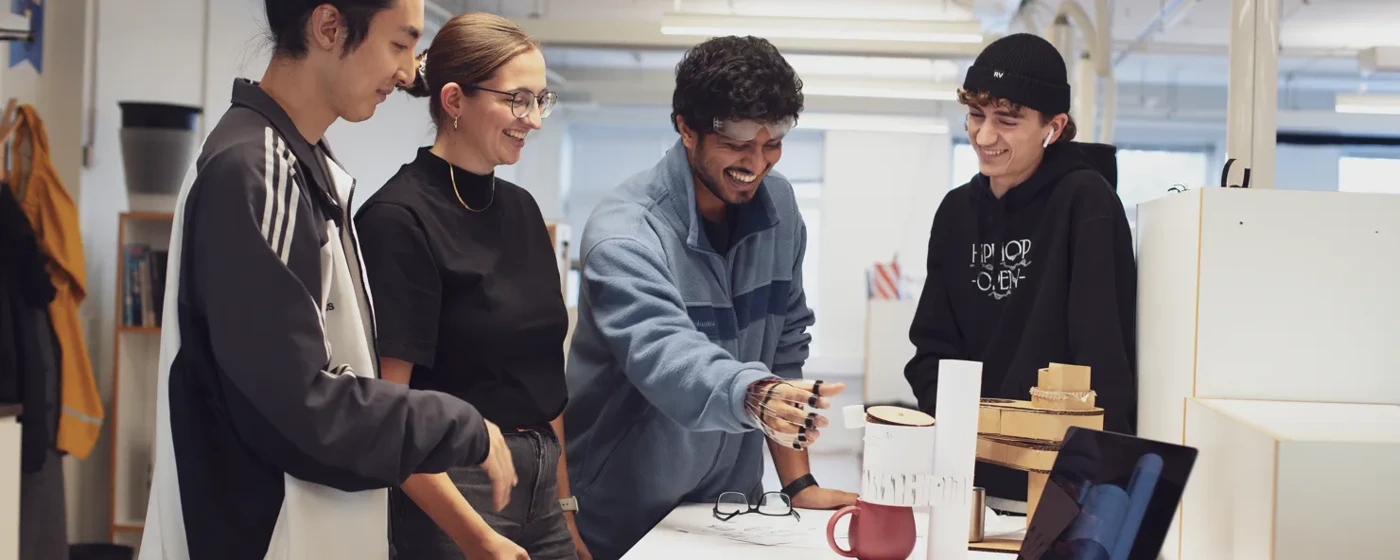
[974,363,1103,537]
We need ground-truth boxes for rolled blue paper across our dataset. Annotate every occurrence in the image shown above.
[1062,483,1130,552]
[1110,453,1164,560]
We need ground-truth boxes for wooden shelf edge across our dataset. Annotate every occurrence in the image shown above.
[112,522,144,533]
[120,211,174,222]
[117,325,161,333]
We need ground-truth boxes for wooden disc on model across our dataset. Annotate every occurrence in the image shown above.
[866,405,935,427]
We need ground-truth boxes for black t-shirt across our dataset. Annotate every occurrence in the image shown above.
[353,147,569,429]
[702,206,737,254]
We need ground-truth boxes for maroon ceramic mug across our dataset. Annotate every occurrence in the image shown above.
[825,500,917,560]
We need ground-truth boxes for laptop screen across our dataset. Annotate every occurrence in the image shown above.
[1018,427,1198,560]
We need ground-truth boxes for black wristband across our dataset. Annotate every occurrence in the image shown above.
[780,473,819,499]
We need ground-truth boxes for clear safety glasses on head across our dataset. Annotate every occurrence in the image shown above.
[713,116,796,142]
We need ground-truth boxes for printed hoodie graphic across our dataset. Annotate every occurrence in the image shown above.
[971,238,1033,300]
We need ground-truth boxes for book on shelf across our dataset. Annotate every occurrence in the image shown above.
[123,243,168,328]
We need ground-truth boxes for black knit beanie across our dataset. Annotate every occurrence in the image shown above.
[962,33,1071,116]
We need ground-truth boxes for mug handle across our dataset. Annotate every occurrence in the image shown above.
[826,505,860,558]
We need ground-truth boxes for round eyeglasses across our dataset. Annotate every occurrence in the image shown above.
[713,491,800,522]
[467,85,557,119]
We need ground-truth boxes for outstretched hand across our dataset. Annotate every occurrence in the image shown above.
[745,379,846,449]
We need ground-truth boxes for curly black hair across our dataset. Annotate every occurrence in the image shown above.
[671,36,804,135]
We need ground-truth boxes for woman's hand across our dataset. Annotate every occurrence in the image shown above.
[480,420,517,511]
[460,532,529,560]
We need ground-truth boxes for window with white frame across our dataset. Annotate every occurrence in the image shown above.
[1115,148,1210,214]
[951,143,979,192]
[1339,156,1400,194]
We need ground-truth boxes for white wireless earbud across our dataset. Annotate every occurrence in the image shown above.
[1043,127,1056,148]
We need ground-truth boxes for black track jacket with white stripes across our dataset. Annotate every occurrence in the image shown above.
[138,79,491,560]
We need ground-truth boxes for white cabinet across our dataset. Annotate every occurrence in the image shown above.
[0,413,18,560]
[1182,399,1400,559]
[1135,188,1400,558]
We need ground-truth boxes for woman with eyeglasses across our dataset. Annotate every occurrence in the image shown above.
[354,12,583,560]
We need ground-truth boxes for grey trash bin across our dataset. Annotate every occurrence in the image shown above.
[118,101,202,196]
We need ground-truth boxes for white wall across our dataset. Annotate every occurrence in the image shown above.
[75,0,208,543]
[818,129,949,363]
[500,120,570,220]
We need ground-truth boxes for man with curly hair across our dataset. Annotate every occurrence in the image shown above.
[904,33,1137,515]
[561,35,857,558]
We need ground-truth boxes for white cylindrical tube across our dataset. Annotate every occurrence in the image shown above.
[926,359,984,560]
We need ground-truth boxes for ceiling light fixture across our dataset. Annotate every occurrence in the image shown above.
[798,112,951,135]
[659,13,985,44]
[1335,93,1400,116]
[803,80,959,101]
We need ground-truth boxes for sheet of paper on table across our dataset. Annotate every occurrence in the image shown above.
[662,506,1025,550]
[670,514,812,547]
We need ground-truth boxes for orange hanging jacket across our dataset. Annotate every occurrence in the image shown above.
[8,104,104,459]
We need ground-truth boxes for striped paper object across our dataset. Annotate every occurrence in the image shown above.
[868,259,904,300]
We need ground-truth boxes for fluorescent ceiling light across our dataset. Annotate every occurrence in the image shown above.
[798,112,951,135]
[784,54,960,80]
[804,80,958,101]
[660,13,984,44]
[1335,93,1400,116]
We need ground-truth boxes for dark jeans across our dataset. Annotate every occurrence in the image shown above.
[391,429,578,560]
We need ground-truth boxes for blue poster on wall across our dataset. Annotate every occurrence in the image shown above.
[8,0,41,74]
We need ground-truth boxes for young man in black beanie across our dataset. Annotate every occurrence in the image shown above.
[903,32,1137,514]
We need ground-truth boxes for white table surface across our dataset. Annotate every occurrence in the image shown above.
[623,503,1025,559]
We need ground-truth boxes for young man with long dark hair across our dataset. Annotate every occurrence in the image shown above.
[139,2,512,559]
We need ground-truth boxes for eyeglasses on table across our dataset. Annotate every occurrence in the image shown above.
[712,491,801,522]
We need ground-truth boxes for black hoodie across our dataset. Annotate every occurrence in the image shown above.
[904,142,1137,503]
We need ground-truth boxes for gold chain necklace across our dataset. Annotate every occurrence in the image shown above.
[449,164,495,212]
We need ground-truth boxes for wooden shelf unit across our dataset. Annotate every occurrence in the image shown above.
[109,211,173,546]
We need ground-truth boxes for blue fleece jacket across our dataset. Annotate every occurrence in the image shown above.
[563,139,813,559]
